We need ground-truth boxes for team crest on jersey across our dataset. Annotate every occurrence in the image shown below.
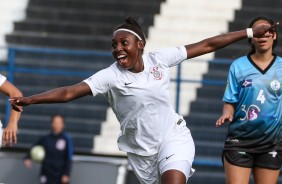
[270,79,281,91]
[241,79,252,88]
[150,66,163,80]
[56,139,66,150]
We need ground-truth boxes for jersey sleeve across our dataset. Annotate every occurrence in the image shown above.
[0,74,7,87]
[63,134,73,176]
[223,64,239,103]
[153,46,187,67]
[83,67,115,96]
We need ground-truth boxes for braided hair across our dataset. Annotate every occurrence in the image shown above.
[113,17,146,46]
[248,16,278,55]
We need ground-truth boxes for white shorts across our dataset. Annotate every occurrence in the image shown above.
[127,118,195,184]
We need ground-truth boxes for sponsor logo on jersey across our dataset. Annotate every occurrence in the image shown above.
[247,105,260,121]
[124,82,132,86]
[270,79,281,91]
[242,79,252,88]
[150,66,163,80]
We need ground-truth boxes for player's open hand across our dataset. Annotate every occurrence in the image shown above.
[253,22,279,38]
[23,159,32,169]
[216,114,233,127]
[2,122,18,146]
[9,97,30,112]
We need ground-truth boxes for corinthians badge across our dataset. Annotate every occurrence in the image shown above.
[150,66,163,80]
[270,79,281,91]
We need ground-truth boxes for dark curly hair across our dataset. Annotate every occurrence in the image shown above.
[113,17,146,46]
[248,16,278,54]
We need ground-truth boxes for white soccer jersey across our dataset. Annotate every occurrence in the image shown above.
[84,46,187,156]
[0,74,6,87]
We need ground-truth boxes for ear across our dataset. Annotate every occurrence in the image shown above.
[137,40,145,49]
[273,31,277,40]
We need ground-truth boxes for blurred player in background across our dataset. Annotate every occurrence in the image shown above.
[24,114,73,184]
[10,17,277,184]
[216,17,281,184]
[0,73,22,147]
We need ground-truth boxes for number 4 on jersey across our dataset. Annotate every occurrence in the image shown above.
[256,90,265,104]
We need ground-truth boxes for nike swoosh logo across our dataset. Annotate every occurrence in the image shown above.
[165,154,175,160]
[125,82,132,86]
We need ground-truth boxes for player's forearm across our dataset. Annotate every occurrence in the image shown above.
[202,30,246,52]
[27,87,73,105]
[186,30,246,59]
[222,102,235,116]
[8,109,21,125]
[7,88,22,124]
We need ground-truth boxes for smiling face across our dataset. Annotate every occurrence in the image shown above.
[112,31,144,73]
[251,20,277,54]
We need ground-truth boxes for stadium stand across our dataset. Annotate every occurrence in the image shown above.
[6,0,164,50]
[0,0,28,59]
[2,0,164,153]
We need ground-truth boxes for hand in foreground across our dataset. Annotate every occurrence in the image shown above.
[253,22,279,38]
[216,114,233,127]
[9,97,30,112]
[2,122,18,146]
[23,159,32,169]
[61,175,70,184]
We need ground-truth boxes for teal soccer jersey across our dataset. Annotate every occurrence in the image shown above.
[223,55,282,152]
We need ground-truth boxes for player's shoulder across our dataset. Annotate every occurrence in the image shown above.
[96,62,120,80]
[229,55,250,70]
[275,55,282,62]
[143,47,179,66]
[62,132,72,139]
[232,55,249,65]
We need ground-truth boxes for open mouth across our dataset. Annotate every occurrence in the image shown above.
[116,54,127,64]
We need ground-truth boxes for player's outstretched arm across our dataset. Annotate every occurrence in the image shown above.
[10,82,92,112]
[185,22,279,59]
[216,103,235,127]
[0,80,23,146]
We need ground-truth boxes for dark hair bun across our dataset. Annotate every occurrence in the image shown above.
[125,17,142,29]
[113,17,146,45]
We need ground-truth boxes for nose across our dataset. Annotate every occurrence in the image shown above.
[117,45,123,52]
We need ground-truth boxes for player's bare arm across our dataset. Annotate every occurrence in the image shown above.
[185,22,279,59]
[0,80,23,146]
[216,102,235,127]
[10,82,92,112]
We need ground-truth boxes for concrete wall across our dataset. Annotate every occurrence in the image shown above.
[0,152,138,184]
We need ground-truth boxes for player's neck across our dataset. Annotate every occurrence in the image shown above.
[252,50,274,64]
[128,56,144,73]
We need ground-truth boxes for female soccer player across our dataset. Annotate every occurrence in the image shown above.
[0,74,22,146]
[216,17,281,184]
[10,17,277,184]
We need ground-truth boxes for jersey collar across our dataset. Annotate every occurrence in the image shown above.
[247,54,277,75]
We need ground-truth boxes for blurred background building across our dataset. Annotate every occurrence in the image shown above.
[0,0,282,183]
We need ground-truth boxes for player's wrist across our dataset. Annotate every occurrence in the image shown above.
[246,28,253,38]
